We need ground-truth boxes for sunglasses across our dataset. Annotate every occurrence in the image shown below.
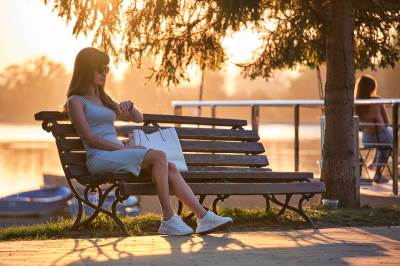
[97,65,110,74]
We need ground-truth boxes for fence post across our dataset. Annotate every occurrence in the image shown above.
[354,116,360,204]
[392,103,398,195]
[174,106,182,128]
[211,105,216,129]
[174,106,182,116]
[294,104,300,172]
[251,105,260,133]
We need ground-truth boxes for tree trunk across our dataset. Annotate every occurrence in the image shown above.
[321,0,359,207]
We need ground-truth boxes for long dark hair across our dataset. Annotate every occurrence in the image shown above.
[355,74,378,115]
[63,47,116,112]
[355,75,377,99]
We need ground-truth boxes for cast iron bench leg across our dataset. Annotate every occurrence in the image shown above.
[72,183,129,236]
[266,194,316,228]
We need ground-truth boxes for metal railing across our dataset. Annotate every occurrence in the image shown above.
[173,99,399,195]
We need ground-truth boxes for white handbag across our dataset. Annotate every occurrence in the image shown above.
[130,128,188,172]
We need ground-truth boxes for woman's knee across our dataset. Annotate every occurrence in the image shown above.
[140,149,167,171]
[145,149,166,162]
[153,150,168,165]
[168,162,178,173]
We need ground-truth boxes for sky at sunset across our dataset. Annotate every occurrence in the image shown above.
[0,0,138,80]
[0,0,302,93]
[0,0,93,71]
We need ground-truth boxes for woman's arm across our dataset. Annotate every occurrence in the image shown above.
[68,96,125,150]
[114,100,144,123]
[380,104,390,125]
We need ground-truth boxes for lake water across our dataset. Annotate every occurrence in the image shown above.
[0,123,323,198]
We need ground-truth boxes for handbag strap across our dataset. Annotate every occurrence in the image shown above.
[158,128,166,142]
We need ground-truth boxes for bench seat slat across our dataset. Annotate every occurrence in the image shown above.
[57,138,265,154]
[119,182,326,195]
[52,124,259,141]
[67,166,275,178]
[182,171,313,180]
[62,153,268,167]
[35,111,246,127]
[67,165,313,181]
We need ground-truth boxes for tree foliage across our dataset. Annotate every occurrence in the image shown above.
[43,0,400,86]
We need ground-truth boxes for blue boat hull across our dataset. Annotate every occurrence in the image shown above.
[69,193,140,217]
[0,186,72,217]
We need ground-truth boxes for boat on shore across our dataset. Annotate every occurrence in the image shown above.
[69,191,140,217]
[43,173,141,217]
[0,186,72,217]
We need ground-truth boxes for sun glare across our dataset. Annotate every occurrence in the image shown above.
[222,27,262,64]
[111,61,129,81]
[221,27,263,94]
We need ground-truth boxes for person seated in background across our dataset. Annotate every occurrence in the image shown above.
[355,74,393,184]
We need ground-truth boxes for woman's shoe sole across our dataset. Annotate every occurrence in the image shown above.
[158,231,193,236]
[158,228,194,236]
[197,220,233,235]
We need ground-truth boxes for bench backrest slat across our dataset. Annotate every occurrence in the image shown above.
[61,152,268,167]
[52,124,260,142]
[35,111,247,127]
[58,138,265,154]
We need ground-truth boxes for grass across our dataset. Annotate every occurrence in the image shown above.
[1,205,400,241]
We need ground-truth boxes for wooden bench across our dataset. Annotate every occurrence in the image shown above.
[35,111,326,235]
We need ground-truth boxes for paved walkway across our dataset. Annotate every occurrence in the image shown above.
[1,227,400,266]
[360,181,400,207]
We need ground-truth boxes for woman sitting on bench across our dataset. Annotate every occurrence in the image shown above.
[355,74,393,184]
[65,47,232,235]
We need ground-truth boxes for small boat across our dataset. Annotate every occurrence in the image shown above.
[0,186,72,217]
[69,192,140,217]
[43,174,141,217]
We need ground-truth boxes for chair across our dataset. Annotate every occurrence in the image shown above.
[358,122,393,180]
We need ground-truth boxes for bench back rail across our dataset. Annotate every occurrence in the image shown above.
[35,112,274,184]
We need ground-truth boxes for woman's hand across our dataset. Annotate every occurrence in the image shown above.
[123,134,146,149]
[116,101,133,114]
[114,100,143,123]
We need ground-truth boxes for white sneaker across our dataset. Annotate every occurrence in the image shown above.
[158,214,194,236]
[196,210,233,235]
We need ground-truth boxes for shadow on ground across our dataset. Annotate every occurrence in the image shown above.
[48,228,398,266]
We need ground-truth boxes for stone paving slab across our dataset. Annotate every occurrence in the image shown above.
[1,226,400,266]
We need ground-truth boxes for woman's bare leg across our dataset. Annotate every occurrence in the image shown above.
[140,150,174,220]
[167,162,207,218]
